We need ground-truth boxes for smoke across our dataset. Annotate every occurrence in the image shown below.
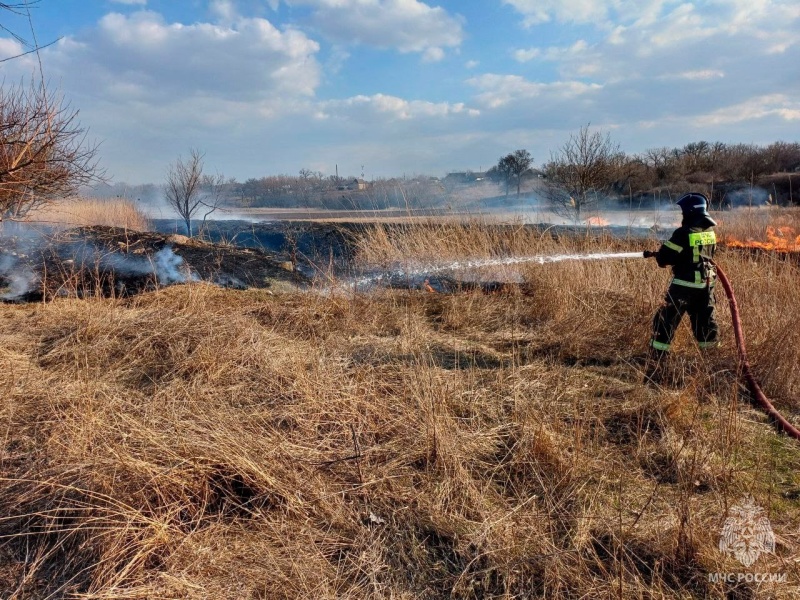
[0,234,198,301]
[153,246,197,284]
[0,223,46,301]
[96,245,198,285]
[724,187,771,207]
[0,253,39,301]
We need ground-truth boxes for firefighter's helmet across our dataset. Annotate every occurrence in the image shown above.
[676,192,710,217]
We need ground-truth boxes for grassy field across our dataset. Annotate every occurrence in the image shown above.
[1,208,799,598]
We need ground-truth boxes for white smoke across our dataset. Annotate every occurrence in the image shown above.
[99,245,198,285]
[152,246,198,284]
[1,242,199,302]
[0,253,40,301]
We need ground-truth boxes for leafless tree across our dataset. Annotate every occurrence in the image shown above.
[0,1,53,65]
[165,149,221,237]
[0,81,101,218]
[198,171,225,235]
[543,125,622,222]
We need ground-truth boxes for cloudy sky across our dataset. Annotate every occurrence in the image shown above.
[1,0,798,184]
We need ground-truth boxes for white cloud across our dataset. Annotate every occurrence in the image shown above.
[0,9,326,179]
[325,45,350,74]
[512,47,540,62]
[541,39,588,61]
[0,5,483,181]
[0,37,25,61]
[75,10,321,100]
[502,0,677,28]
[210,0,238,22]
[713,0,800,31]
[659,69,724,81]
[319,93,480,121]
[692,94,800,126]
[422,46,444,62]
[467,74,601,109]
[503,0,800,41]
[645,3,713,49]
[508,0,799,95]
[287,0,464,57]
[3,1,798,183]
[503,0,614,26]
[508,39,593,69]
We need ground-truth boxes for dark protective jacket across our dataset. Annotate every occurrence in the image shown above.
[655,214,717,288]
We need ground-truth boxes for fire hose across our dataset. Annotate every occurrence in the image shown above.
[643,251,800,440]
[711,261,800,440]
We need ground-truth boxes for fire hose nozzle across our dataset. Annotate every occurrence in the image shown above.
[643,250,657,258]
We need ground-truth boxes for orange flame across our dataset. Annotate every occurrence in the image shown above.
[587,216,610,226]
[724,226,800,252]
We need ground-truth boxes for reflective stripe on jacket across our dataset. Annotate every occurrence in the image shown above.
[655,226,717,287]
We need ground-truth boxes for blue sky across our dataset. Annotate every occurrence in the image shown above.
[1,0,798,184]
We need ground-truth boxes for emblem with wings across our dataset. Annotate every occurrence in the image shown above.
[719,495,775,567]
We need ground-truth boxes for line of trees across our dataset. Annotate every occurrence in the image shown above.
[489,127,800,222]
[172,131,799,223]
[636,140,800,185]
[92,132,799,229]
[222,173,445,210]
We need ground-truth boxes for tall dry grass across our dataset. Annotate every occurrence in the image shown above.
[26,197,152,231]
[715,206,800,245]
[1,217,799,598]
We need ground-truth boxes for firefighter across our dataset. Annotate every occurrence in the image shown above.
[643,192,719,383]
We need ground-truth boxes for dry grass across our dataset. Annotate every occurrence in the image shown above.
[26,197,152,231]
[1,216,799,598]
[354,217,643,266]
[715,206,800,245]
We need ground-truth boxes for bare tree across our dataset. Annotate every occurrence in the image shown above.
[544,125,622,222]
[165,149,220,237]
[0,82,101,217]
[198,171,225,235]
[0,2,54,65]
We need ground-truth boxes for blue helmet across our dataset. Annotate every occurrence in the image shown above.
[676,192,710,217]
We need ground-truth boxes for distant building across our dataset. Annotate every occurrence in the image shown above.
[344,178,368,191]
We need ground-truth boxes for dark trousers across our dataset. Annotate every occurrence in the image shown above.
[650,284,719,351]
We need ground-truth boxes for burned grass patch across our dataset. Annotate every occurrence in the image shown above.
[0,225,308,302]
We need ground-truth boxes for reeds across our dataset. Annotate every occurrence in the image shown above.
[26,197,152,231]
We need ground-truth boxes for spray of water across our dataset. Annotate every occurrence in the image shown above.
[347,251,644,290]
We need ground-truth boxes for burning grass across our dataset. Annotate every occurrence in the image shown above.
[717,206,800,252]
[1,218,799,598]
